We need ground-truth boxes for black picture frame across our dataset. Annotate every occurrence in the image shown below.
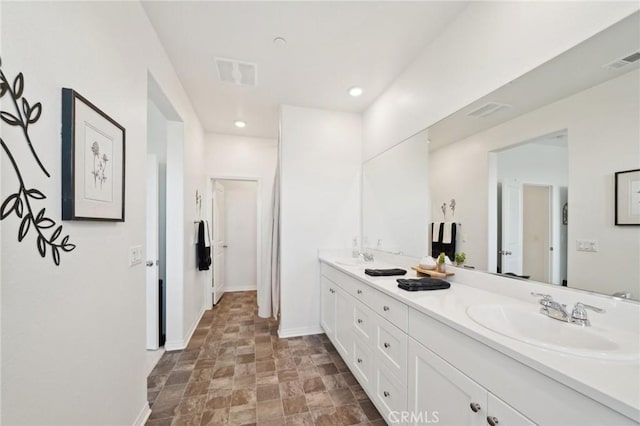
[61,88,125,221]
[614,168,640,226]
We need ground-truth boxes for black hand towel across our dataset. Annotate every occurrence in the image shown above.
[365,268,407,277]
[397,277,450,291]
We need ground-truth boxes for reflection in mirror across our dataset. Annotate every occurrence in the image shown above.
[361,12,639,300]
[362,130,429,257]
[494,131,568,285]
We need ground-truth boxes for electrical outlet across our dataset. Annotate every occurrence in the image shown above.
[129,245,143,266]
[576,239,598,252]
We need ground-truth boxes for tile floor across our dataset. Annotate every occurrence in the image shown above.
[146,291,385,426]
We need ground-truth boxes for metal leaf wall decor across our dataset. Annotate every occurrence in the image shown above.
[0,56,76,265]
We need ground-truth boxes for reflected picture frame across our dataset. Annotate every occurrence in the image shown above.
[614,168,640,226]
[61,88,125,221]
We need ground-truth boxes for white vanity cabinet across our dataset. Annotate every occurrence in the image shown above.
[319,261,637,426]
[408,338,534,426]
[320,276,336,339]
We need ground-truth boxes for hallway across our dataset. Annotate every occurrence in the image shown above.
[146,292,384,426]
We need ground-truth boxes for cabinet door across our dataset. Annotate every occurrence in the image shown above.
[408,338,487,426]
[487,394,536,426]
[334,286,353,359]
[320,276,336,339]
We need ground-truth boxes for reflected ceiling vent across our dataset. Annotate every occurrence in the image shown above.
[466,102,512,118]
[603,51,640,70]
[215,57,257,87]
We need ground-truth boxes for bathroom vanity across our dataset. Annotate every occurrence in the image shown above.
[318,254,640,425]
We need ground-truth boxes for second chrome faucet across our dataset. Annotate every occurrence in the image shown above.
[531,292,605,327]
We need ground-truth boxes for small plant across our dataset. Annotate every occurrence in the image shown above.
[437,252,446,264]
[455,252,466,266]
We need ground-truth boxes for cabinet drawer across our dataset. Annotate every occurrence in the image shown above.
[374,364,407,423]
[368,287,408,332]
[321,263,367,300]
[353,302,374,342]
[352,335,373,389]
[375,316,407,383]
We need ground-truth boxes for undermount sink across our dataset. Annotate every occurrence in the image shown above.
[466,304,639,361]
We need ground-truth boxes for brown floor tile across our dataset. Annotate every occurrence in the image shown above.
[310,408,341,426]
[282,395,308,416]
[231,388,257,407]
[302,377,325,394]
[278,369,299,382]
[328,388,355,406]
[257,399,284,420]
[284,412,314,426]
[148,292,378,425]
[257,384,280,402]
[336,403,368,425]
[304,391,333,411]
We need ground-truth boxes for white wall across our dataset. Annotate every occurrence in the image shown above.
[222,180,258,292]
[280,105,362,337]
[363,2,639,160]
[203,133,277,316]
[1,2,205,424]
[430,70,640,299]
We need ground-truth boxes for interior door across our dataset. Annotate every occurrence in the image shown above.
[501,179,523,275]
[522,184,551,282]
[145,155,159,349]
[211,181,226,304]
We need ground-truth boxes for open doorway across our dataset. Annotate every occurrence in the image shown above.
[145,74,184,369]
[206,177,261,308]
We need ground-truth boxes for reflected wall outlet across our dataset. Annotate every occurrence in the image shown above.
[576,239,598,252]
[129,245,143,266]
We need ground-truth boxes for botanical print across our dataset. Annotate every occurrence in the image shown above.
[630,179,640,217]
[84,123,113,203]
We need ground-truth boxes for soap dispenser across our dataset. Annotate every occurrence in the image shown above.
[352,237,359,258]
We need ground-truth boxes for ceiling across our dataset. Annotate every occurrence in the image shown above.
[142,1,468,138]
[428,11,640,150]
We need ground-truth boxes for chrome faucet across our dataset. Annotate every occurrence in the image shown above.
[358,252,375,262]
[531,293,605,327]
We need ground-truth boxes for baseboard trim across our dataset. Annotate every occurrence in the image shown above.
[165,305,206,351]
[278,325,323,338]
[224,286,258,293]
[132,402,151,426]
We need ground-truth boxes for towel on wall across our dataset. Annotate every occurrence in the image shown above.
[196,220,212,271]
[431,222,457,261]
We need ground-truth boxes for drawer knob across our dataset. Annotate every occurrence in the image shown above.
[383,391,390,398]
[383,305,390,311]
[357,358,363,364]
[383,342,390,349]
[357,289,363,295]
[470,402,481,413]
[487,416,499,426]
[357,318,363,324]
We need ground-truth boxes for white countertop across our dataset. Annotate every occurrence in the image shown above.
[318,254,640,422]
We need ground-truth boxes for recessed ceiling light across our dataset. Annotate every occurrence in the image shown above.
[273,37,287,46]
[234,120,246,128]
[348,86,363,97]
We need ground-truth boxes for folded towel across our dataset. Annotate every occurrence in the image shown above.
[442,222,454,244]
[396,277,451,291]
[365,268,407,277]
[432,222,443,242]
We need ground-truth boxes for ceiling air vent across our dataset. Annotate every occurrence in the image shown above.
[466,102,512,118]
[215,57,257,87]
[602,51,640,70]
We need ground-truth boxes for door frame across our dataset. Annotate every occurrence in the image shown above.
[205,175,262,308]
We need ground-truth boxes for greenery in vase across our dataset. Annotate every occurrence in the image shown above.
[455,252,466,265]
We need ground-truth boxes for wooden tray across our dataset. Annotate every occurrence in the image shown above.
[411,265,455,278]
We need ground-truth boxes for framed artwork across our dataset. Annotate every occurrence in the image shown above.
[61,89,125,221]
[615,169,640,226]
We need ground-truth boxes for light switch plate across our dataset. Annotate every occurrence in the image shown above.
[576,239,598,252]
[129,245,143,266]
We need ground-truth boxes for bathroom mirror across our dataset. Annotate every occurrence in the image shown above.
[362,12,640,300]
